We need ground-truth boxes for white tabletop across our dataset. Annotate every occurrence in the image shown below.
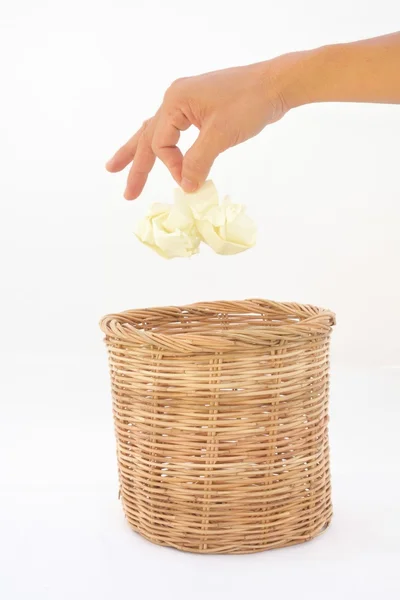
[1,359,399,600]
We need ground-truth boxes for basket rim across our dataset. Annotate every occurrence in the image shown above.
[100,298,335,352]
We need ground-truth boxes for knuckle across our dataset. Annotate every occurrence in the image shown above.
[171,77,186,90]
[165,106,180,120]
[174,76,186,84]
[164,77,186,100]
[165,107,187,129]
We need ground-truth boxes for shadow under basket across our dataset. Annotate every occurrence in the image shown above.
[100,299,336,554]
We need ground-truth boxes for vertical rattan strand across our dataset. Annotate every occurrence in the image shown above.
[324,342,332,520]
[262,341,285,544]
[149,348,163,537]
[320,340,332,528]
[200,355,222,551]
[307,338,326,537]
[305,341,315,538]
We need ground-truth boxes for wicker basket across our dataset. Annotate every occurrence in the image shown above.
[100,299,335,554]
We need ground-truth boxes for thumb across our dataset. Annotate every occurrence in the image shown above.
[181,125,222,192]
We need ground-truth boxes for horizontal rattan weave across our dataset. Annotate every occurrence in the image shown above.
[100,299,335,554]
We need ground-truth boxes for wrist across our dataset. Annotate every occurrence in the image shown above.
[267,46,332,110]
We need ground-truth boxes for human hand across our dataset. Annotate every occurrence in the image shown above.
[106,60,291,199]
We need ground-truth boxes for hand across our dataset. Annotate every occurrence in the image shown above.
[106,60,290,199]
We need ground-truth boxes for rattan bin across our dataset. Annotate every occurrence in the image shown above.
[100,299,335,554]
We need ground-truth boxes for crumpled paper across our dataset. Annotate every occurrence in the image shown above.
[135,180,256,258]
[135,203,200,259]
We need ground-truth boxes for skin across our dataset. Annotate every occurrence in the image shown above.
[106,32,400,200]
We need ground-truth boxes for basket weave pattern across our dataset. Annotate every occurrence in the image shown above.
[101,299,335,554]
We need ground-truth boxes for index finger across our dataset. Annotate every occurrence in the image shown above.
[152,110,191,184]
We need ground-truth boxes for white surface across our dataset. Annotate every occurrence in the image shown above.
[1,1,400,598]
[1,364,399,599]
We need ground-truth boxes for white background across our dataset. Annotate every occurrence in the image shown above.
[1,1,399,598]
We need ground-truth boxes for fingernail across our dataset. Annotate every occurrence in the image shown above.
[106,158,114,170]
[181,178,198,193]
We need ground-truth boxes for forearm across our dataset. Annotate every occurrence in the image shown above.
[275,32,400,109]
